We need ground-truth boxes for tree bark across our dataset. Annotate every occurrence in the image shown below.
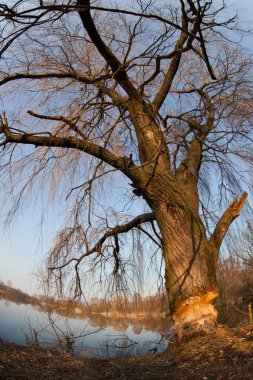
[152,192,247,340]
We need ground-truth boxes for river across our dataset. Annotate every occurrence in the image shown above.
[0,299,169,357]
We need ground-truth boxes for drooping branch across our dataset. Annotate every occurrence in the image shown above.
[49,212,155,271]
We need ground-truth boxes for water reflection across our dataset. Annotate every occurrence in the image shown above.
[0,299,169,357]
[4,299,10,308]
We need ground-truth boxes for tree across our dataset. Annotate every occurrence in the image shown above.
[0,1,252,339]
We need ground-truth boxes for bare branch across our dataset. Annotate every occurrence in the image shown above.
[76,0,140,99]
[0,113,143,184]
[0,72,111,86]
[49,212,155,271]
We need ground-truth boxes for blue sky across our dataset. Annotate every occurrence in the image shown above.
[0,0,253,295]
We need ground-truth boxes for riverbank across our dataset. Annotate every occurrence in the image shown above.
[0,325,252,379]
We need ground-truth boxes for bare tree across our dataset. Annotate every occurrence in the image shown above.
[0,1,252,339]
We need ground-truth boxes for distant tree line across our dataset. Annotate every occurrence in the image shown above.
[0,281,38,306]
[37,291,168,318]
[217,257,253,326]
[88,292,168,316]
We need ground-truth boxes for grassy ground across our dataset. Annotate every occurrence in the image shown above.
[0,325,252,380]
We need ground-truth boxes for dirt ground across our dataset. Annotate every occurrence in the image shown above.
[0,325,252,380]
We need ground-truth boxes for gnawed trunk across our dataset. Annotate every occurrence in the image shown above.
[153,192,247,340]
[155,204,218,339]
[172,290,218,339]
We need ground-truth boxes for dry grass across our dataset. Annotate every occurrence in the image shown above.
[0,325,252,379]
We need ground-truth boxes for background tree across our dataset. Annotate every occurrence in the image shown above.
[0,1,252,338]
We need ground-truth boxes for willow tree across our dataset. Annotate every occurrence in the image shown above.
[0,1,252,338]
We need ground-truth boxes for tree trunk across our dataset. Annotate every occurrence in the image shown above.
[154,203,218,339]
[151,191,247,340]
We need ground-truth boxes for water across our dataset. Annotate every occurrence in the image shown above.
[0,299,169,357]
